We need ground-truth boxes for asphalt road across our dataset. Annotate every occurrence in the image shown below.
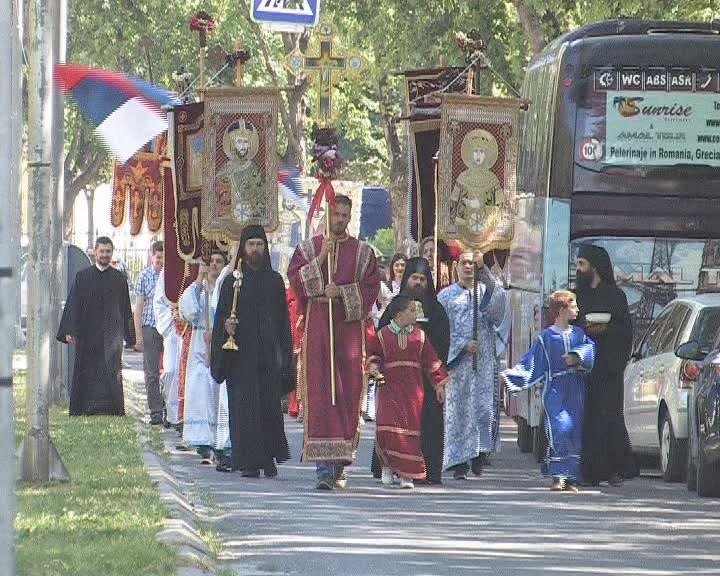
[154,406,720,576]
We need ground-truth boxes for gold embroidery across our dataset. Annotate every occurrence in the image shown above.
[385,360,421,370]
[376,426,421,436]
[340,283,363,322]
[300,260,324,298]
[398,331,408,350]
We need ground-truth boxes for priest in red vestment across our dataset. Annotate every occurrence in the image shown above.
[287,195,381,490]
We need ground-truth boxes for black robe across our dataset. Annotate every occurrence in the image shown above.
[56,265,135,416]
[372,298,451,483]
[577,283,639,481]
[211,265,293,471]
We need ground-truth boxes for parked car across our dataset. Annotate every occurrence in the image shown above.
[676,318,720,497]
[624,295,720,482]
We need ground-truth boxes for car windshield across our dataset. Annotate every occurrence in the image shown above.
[692,307,720,352]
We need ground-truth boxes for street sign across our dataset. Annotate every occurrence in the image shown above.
[251,0,321,32]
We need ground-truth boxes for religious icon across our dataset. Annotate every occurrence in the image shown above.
[451,129,505,239]
[217,119,265,223]
[202,88,280,240]
[437,94,524,252]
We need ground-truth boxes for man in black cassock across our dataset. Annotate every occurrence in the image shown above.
[57,236,135,416]
[575,244,639,486]
[211,225,293,478]
[372,257,451,484]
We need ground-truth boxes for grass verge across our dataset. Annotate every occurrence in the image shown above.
[15,369,178,576]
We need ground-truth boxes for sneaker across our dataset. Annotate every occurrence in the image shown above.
[335,471,348,489]
[399,478,414,489]
[453,469,468,481]
[551,479,564,491]
[215,456,233,473]
[564,483,580,493]
[316,477,334,490]
[381,467,394,486]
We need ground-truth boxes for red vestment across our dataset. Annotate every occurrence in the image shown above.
[367,326,448,479]
[288,235,380,463]
[287,287,301,417]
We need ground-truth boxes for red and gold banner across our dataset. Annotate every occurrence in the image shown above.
[111,152,163,235]
[437,94,524,253]
[202,88,280,241]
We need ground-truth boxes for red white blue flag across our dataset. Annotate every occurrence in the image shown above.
[55,64,180,163]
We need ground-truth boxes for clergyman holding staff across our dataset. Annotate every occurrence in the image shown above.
[287,195,381,490]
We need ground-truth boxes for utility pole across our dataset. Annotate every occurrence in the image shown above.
[20,0,69,483]
[1,0,22,572]
[50,0,67,404]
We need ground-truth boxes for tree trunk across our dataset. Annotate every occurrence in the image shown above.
[85,188,94,251]
[377,75,407,251]
[514,0,546,57]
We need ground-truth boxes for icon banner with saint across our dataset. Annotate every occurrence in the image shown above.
[437,94,524,252]
[202,88,280,240]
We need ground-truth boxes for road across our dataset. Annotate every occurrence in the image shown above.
[154,406,720,576]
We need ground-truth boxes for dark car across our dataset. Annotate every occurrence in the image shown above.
[675,309,720,497]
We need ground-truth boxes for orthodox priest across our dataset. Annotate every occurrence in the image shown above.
[288,195,381,490]
[372,257,450,484]
[575,244,638,486]
[57,236,135,416]
[211,225,293,478]
[438,251,507,479]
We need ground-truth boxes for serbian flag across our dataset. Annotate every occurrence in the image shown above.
[55,64,180,163]
[278,165,306,209]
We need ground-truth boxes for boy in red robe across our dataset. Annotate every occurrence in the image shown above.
[367,295,449,489]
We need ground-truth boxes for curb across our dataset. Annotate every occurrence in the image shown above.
[123,367,218,576]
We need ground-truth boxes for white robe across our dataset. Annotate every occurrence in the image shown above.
[179,281,219,448]
[212,265,232,452]
[153,271,183,425]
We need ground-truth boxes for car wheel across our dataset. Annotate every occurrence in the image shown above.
[533,424,548,463]
[660,413,687,482]
[517,418,532,453]
[696,446,720,497]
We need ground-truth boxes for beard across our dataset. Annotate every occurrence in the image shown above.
[247,251,264,269]
[575,269,594,290]
[406,284,425,301]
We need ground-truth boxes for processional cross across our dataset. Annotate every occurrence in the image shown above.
[287,21,366,126]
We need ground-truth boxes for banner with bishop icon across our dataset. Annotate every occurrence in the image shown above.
[202,87,280,240]
[437,94,524,252]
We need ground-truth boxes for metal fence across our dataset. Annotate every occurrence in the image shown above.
[113,247,149,295]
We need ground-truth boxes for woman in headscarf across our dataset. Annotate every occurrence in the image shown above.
[575,244,638,486]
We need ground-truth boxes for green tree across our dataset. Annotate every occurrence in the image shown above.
[369,227,395,260]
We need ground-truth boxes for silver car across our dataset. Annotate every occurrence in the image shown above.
[624,295,720,482]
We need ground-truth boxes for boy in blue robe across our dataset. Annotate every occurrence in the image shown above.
[503,290,595,491]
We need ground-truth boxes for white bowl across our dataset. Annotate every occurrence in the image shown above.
[585,312,611,324]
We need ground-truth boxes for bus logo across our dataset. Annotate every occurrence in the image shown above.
[613,97,643,117]
[579,138,603,161]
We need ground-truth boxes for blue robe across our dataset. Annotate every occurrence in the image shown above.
[503,326,595,481]
[438,281,506,469]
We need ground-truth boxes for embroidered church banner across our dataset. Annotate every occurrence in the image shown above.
[202,88,280,241]
[437,94,523,252]
[111,152,163,234]
[169,102,205,261]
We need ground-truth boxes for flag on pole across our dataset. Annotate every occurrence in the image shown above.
[277,165,306,209]
[55,64,180,163]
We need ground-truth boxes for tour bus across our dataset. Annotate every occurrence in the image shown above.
[507,19,720,458]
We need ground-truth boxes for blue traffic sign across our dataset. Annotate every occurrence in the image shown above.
[251,0,321,29]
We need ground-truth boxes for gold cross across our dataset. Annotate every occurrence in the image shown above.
[287,20,366,127]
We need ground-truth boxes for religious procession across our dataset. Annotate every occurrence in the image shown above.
[7,2,720,576]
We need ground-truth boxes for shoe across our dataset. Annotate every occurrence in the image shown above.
[564,483,579,493]
[381,467,394,486]
[471,459,484,477]
[150,414,163,426]
[216,457,233,473]
[264,462,278,478]
[453,468,468,480]
[608,474,624,487]
[296,415,304,423]
[335,471,348,489]
[399,478,414,489]
[551,479,564,491]
[241,469,260,478]
[316,477,334,490]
